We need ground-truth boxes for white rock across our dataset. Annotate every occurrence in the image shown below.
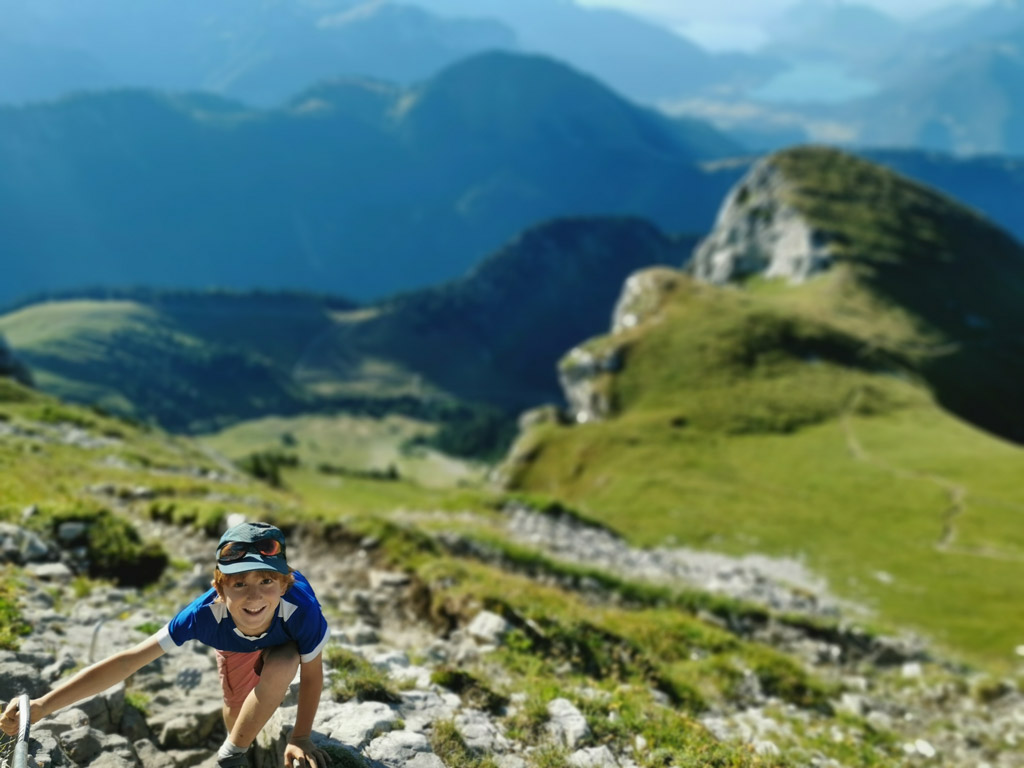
[915,739,937,758]
[26,562,75,581]
[456,709,510,752]
[365,730,445,768]
[568,745,619,767]
[319,700,400,748]
[753,740,781,757]
[901,662,923,678]
[547,698,591,748]
[466,610,513,644]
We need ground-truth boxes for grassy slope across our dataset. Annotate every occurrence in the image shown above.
[201,413,487,489]
[8,372,1023,764]
[503,148,1024,670]
[0,294,340,431]
[0,377,846,766]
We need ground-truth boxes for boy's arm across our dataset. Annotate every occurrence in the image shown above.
[285,653,329,767]
[2,633,166,734]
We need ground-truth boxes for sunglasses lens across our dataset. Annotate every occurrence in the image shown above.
[218,538,283,563]
[218,542,248,562]
[256,539,282,557]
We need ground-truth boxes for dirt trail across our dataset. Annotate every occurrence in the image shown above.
[840,388,974,556]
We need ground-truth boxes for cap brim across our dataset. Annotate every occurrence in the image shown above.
[217,553,290,576]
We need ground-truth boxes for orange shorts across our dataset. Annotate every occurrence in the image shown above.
[216,649,266,708]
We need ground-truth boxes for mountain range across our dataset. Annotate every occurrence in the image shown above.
[0,0,778,109]
[0,51,743,308]
[0,0,512,107]
[672,1,1024,156]
[8,0,1024,157]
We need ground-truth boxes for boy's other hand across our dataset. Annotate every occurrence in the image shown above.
[285,734,330,767]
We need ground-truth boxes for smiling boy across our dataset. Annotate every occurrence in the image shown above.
[1,521,332,768]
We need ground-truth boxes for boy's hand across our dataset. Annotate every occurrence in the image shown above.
[0,699,16,737]
[285,733,330,768]
[0,697,35,737]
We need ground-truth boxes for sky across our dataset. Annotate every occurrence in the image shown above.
[575,0,993,50]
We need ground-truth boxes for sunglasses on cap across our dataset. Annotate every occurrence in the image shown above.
[217,538,284,563]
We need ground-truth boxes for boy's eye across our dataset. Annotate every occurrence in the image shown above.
[261,578,274,585]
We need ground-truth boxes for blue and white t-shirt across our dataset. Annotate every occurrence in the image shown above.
[156,571,330,663]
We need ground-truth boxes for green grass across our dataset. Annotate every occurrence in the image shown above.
[770,147,1024,444]
[323,645,401,704]
[506,397,1024,669]
[0,298,316,432]
[429,720,500,768]
[0,568,33,649]
[200,413,486,489]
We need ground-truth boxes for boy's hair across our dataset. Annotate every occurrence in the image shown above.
[212,568,295,600]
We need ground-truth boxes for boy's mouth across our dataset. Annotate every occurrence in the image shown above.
[244,606,266,616]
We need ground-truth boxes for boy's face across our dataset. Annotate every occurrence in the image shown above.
[215,570,289,637]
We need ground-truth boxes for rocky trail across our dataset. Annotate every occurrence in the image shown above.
[2,489,1024,768]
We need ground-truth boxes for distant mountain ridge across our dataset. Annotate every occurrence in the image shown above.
[0,51,744,307]
[0,0,780,109]
[0,0,514,107]
[417,0,781,102]
[297,217,694,410]
[848,33,1024,155]
[0,216,688,430]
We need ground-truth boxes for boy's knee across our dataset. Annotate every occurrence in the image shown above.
[260,643,299,680]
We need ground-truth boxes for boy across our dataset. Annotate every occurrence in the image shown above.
[1,521,331,768]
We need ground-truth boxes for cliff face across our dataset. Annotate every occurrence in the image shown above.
[689,157,833,285]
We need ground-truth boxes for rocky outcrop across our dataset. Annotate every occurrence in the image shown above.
[689,157,833,285]
[609,268,685,334]
[556,267,683,425]
[553,155,837,424]
[556,343,622,424]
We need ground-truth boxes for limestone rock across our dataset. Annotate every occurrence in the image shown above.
[690,157,833,285]
[610,268,685,334]
[558,343,622,424]
[365,730,445,768]
[546,698,590,749]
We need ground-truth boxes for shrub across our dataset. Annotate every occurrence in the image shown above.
[236,450,298,487]
[430,667,508,713]
[428,720,499,768]
[36,506,169,587]
[324,646,401,704]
